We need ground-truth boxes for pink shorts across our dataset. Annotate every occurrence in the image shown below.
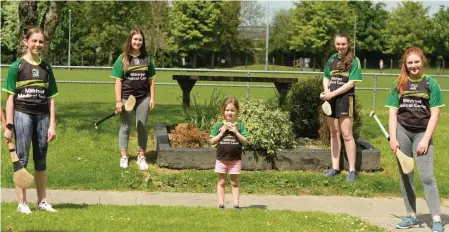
[215,160,242,174]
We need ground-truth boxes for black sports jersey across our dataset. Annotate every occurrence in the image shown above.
[2,58,59,114]
[111,53,156,102]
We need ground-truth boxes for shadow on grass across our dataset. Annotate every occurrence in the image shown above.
[243,205,268,210]
[56,102,185,132]
[22,230,71,232]
[145,150,158,164]
[54,203,89,209]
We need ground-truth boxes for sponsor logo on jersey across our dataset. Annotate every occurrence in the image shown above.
[32,69,39,78]
[409,83,418,91]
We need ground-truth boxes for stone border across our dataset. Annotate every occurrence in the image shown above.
[154,124,380,171]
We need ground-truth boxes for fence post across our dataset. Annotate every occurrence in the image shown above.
[246,71,251,100]
[272,57,275,71]
[372,74,378,112]
[364,58,366,73]
[443,60,445,74]
[390,59,393,73]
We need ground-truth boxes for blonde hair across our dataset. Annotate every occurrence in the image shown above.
[396,47,428,94]
[220,97,239,119]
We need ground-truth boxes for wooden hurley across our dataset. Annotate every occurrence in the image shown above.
[370,111,414,174]
[95,95,136,129]
[1,109,34,188]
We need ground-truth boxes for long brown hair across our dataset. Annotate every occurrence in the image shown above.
[122,28,148,71]
[220,97,240,119]
[334,33,354,72]
[396,47,428,94]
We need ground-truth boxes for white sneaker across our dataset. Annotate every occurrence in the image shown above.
[137,155,148,171]
[120,156,129,168]
[17,201,32,214]
[37,199,57,212]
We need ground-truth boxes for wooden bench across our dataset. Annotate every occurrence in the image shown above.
[173,75,298,107]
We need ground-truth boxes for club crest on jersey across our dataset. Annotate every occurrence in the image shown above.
[409,83,418,91]
[134,58,140,65]
[32,69,39,78]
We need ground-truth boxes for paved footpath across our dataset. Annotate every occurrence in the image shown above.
[2,188,448,232]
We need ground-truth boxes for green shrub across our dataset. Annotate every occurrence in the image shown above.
[284,76,363,145]
[284,76,323,138]
[238,98,296,158]
[181,89,224,131]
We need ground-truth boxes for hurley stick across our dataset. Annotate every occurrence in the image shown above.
[95,95,136,129]
[1,109,34,188]
[370,111,414,174]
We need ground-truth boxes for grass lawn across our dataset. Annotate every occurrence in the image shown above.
[0,66,448,199]
[1,202,387,232]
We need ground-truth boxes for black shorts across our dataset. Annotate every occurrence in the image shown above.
[329,94,354,118]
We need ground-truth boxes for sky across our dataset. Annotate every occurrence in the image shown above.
[262,0,449,16]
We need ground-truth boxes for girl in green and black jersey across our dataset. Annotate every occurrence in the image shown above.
[110,28,156,171]
[386,47,445,232]
[2,27,59,214]
[321,33,362,182]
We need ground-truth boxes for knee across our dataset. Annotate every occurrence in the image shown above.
[420,174,436,187]
[329,128,340,138]
[34,159,47,171]
[230,180,239,188]
[218,179,226,187]
[341,130,353,142]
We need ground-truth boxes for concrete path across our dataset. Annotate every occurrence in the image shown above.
[2,188,448,232]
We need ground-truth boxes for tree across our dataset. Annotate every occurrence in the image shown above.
[430,6,449,60]
[140,1,171,66]
[168,1,221,68]
[289,1,355,69]
[348,1,388,57]
[240,0,265,27]
[383,1,432,57]
[1,1,19,62]
[17,0,66,57]
[269,9,292,53]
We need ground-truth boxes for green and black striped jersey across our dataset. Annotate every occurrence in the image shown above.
[2,58,59,114]
[386,75,445,132]
[323,53,362,96]
[110,53,156,102]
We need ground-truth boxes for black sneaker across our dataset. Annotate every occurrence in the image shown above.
[233,205,241,211]
[219,204,225,210]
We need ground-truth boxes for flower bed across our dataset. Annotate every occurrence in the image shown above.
[154,124,380,171]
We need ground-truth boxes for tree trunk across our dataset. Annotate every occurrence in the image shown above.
[18,0,38,57]
[210,51,215,69]
[40,1,66,56]
[192,53,197,68]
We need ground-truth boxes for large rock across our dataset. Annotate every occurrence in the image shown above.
[154,125,380,171]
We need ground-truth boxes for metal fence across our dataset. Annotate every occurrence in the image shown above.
[1,65,448,112]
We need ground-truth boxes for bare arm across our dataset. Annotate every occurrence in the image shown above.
[332,81,355,97]
[5,94,14,125]
[388,107,399,153]
[322,78,330,93]
[115,79,122,112]
[149,78,155,110]
[210,126,226,145]
[321,80,355,101]
[3,94,15,142]
[47,97,56,142]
